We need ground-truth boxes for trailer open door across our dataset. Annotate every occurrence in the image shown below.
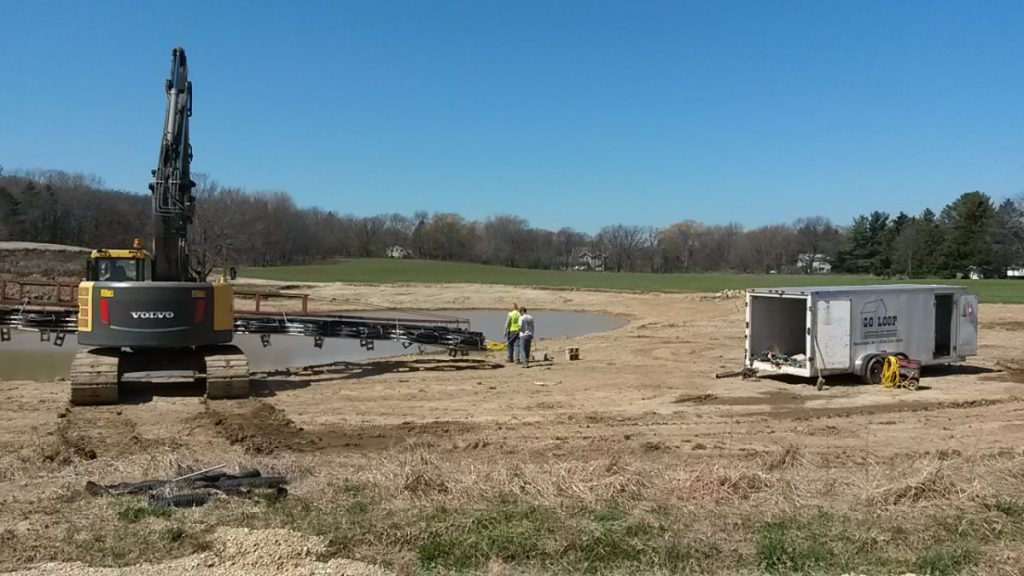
[814,299,851,371]
[957,293,978,357]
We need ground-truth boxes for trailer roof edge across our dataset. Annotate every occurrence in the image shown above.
[746,284,969,295]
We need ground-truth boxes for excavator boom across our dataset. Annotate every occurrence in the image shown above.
[149,47,195,282]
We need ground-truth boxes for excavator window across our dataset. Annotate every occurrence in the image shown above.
[91,258,146,282]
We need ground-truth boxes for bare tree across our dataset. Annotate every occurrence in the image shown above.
[483,215,529,267]
[735,224,797,273]
[794,216,838,273]
[658,221,703,273]
[554,227,588,270]
[381,213,415,251]
[640,225,660,272]
[597,224,645,272]
[353,215,387,257]
[187,175,227,279]
[421,213,474,261]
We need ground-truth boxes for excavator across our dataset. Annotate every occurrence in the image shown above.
[0,48,487,401]
[71,48,248,404]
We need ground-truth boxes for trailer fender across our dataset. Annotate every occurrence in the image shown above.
[860,354,884,385]
[857,350,909,374]
[853,353,875,376]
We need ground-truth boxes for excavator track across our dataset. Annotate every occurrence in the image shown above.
[69,348,121,405]
[203,345,250,400]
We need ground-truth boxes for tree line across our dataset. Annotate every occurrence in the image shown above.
[1,168,1022,278]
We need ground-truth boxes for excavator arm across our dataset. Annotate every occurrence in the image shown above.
[148,47,195,282]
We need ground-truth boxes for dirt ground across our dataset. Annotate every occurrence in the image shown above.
[2,282,1024,575]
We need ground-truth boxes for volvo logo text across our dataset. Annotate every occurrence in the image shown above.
[130,311,176,319]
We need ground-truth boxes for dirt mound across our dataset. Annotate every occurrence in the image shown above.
[36,408,163,464]
[215,527,326,570]
[0,241,90,252]
[0,243,88,281]
[188,400,319,455]
[185,399,481,455]
[698,289,745,300]
[5,528,396,575]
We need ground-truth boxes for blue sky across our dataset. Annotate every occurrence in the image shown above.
[2,1,1022,232]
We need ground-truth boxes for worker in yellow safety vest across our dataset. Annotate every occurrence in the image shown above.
[503,302,521,363]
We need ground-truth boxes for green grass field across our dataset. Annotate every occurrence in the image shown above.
[243,258,1024,304]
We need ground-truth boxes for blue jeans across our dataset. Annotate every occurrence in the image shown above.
[519,334,533,365]
[506,332,519,362]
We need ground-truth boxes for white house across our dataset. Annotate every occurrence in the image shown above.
[574,251,607,272]
[796,253,832,274]
[385,245,410,259]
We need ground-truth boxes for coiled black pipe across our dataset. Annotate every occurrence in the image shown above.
[216,475,288,490]
[148,492,211,508]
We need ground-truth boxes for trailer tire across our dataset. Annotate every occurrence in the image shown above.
[862,355,884,385]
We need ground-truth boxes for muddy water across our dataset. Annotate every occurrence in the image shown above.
[0,309,626,381]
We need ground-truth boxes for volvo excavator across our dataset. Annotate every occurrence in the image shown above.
[70,48,248,404]
[0,48,487,401]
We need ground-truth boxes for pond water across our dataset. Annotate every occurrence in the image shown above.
[0,309,626,381]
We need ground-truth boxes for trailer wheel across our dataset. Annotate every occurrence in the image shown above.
[862,355,884,385]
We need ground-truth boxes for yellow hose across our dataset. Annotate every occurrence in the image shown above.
[881,355,918,389]
[880,355,901,388]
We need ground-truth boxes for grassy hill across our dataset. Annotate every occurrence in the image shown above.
[243,258,1024,303]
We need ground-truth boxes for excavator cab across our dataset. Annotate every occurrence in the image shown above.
[85,240,151,282]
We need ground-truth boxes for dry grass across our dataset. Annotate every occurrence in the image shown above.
[868,465,967,506]
[3,443,1024,574]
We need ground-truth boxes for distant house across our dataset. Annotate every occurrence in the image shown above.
[796,253,832,274]
[1006,267,1024,279]
[385,245,410,259]
[574,251,607,272]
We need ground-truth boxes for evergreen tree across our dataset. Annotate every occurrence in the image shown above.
[939,191,995,276]
[866,211,890,275]
[882,212,910,275]
[890,216,919,277]
[835,215,871,273]
[990,199,1024,274]
[915,208,944,276]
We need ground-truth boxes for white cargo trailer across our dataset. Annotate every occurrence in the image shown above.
[745,285,978,384]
